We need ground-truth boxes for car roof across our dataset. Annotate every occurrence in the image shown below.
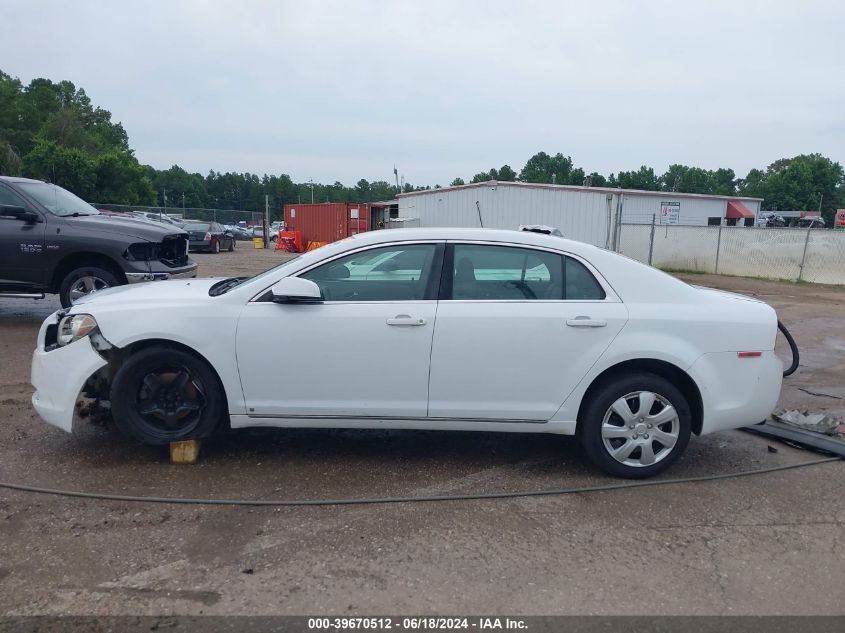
[344,227,599,255]
[0,176,45,184]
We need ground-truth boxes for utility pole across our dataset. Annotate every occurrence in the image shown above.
[163,188,167,214]
[263,194,270,249]
[309,179,314,204]
[182,192,185,212]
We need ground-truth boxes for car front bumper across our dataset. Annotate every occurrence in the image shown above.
[31,314,107,433]
[125,264,198,284]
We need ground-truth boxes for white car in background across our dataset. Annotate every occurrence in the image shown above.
[30,228,784,478]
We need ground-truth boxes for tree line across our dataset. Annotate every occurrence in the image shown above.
[1,71,843,224]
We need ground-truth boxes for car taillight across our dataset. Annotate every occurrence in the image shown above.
[204,232,212,240]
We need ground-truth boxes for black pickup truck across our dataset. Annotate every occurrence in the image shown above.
[0,176,197,307]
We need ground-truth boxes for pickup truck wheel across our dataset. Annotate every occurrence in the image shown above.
[110,346,224,445]
[579,372,691,479]
[59,266,121,308]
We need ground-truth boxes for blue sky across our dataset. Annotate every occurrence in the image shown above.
[2,0,842,186]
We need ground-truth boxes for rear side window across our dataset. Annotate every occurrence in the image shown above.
[449,244,563,300]
[565,256,606,300]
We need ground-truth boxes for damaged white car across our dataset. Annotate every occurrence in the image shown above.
[31,228,784,478]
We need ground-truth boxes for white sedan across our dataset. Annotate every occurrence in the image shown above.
[30,228,783,478]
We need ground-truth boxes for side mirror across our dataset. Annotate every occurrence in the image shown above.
[0,205,40,224]
[270,277,323,303]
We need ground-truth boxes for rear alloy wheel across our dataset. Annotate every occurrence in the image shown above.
[579,372,691,478]
[59,266,121,308]
[212,239,221,254]
[110,346,225,444]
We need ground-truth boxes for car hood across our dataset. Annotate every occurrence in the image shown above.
[67,214,187,241]
[72,278,219,308]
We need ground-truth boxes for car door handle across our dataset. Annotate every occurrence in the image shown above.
[386,315,426,326]
[566,316,607,328]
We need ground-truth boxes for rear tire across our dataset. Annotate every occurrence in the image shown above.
[579,372,691,478]
[110,346,225,445]
[59,265,121,308]
[212,239,220,254]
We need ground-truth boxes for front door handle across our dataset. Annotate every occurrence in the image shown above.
[566,316,607,328]
[386,314,426,326]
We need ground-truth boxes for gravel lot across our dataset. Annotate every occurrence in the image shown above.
[1,246,843,616]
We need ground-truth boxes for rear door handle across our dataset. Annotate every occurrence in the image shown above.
[566,316,607,328]
[386,314,427,326]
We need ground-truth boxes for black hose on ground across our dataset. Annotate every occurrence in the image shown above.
[0,457,839,507]
[778,320,799,377]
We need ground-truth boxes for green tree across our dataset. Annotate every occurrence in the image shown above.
[94,152,156,205]
[585,172,607,187]
[497,164,517,181]
[450,177,465,187]
[738,154,845,223]
[609,166,659,190]
[519,152,580,184]
[23,139,97,198]
[710,168,737,196]
[0,140,21,175]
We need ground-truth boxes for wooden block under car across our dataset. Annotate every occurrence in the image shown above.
[170,439,201,464]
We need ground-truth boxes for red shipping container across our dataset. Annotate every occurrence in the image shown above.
[283,203,371,247]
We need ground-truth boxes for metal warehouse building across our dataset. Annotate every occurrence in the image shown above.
[396,181,763,249]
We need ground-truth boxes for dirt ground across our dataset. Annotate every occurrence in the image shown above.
[0,247,843,617]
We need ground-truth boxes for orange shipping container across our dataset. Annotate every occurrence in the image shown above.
[283,203,371,246]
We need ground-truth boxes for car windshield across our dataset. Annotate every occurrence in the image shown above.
[16,182,100,217]
[184,222,210,231]
[209,255,303,296]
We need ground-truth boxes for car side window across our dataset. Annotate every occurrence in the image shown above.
[0,185,28,210]
[449,244,563,300]
[565,256,606,300]
[300,244,437,302]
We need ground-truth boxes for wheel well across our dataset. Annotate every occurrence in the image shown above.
[51,252,127,293]
[114,339,230,414]
[576,359,704,435]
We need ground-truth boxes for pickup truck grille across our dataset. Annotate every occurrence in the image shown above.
[126,235,190,267]
[159,234,189,267]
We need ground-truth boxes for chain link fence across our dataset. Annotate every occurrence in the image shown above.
[94,203,263,225]
[618,221,845,285]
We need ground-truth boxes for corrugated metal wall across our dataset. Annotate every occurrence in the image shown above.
[397,183,763,244]
[397,184,612,246]
[620,196,761,225]
[620,195,726,226]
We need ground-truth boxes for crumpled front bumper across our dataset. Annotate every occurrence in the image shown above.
[30,311,107,433]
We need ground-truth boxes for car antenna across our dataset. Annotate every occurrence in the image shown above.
[475,200,484,228]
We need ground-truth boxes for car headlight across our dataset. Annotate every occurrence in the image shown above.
[57,314,98,346]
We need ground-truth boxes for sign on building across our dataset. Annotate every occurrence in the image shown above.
[836,209,845,229]
[660,201,680,225]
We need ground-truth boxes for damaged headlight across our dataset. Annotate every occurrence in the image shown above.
[57,314,99,346]
[125,242,156,261]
